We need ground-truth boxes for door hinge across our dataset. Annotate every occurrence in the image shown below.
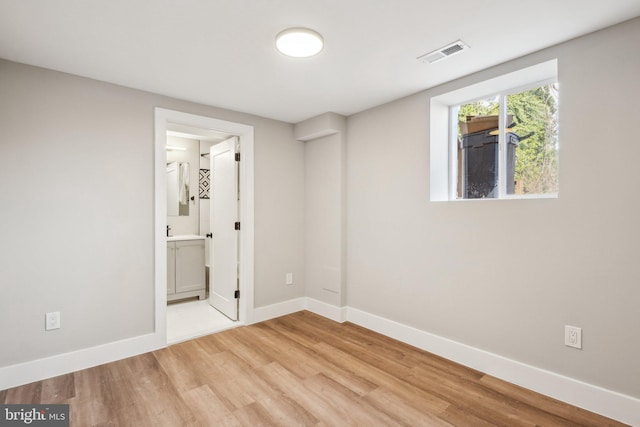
[206,233,213,238]
[234,290,240,299]
[234,222,241,230]
[235,152,241,162]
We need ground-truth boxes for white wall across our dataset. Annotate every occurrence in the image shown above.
[304,134,343,305]
[296,113,347,307]
[0,59,305,368]
[346,17,640,399]
[253,123,306,307]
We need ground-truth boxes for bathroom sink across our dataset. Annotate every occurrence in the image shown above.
[167,234,205,241]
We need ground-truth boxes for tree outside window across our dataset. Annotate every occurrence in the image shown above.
[455,83,559,198]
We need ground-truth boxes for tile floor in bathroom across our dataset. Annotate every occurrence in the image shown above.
[166,297,237,344]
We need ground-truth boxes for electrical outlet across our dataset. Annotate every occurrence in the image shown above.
[286,273,293,285]
[46,312,61,331]
[565,325,582,349]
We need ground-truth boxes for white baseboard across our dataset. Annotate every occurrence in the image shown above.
[0,332,164,391]
[305,297,347,322]
[251,297,305,323]
[248,298,640,425]
[2,298,637,425]
[1,297,308,391]
[346,307,640,427]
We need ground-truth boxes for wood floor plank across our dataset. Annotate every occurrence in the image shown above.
[478,375,624,427]
[181,384,237,426]
[153,344,206,394]
[253,395,318,426]
[202,351,281,412]
[291,311,421,369]
[267,315,322,347]
[121,354,199,426]
[406,361,565,426]
[364,386,455,427]
[233,401,280,427]
[65,397,112,427]
[190,331,228,354]
[209,373,280,413]
[0,311,628,426]
[310,340,451,415]
[240,322,323,379]
[3,380,42,404]
[278,312,431,383]
[256,362,355,424]
[231,340,273,370]
[302,373,403,426]
[40,373,75,404]
[256,321,379,396]
[68,364,132,425]
[438,403,506,427]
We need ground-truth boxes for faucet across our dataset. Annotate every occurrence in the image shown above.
[167,225,171,237]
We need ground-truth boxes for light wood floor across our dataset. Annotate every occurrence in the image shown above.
[0,311,627,426]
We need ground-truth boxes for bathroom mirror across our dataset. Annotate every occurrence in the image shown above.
[167,161,190,216]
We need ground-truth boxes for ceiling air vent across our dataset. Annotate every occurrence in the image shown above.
[417,40,468,64]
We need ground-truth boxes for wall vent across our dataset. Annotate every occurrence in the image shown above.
[417,40,468,64]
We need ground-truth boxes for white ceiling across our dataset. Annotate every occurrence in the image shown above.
[1,1,639,124]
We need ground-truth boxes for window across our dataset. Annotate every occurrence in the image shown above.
[430,60,559,201]
[454,83,559,198]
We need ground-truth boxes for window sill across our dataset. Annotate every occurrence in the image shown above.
[433,192,558,202]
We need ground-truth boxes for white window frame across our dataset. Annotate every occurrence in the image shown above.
[430,59,558,201]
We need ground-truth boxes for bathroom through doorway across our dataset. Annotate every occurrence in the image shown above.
[154,108,255,345]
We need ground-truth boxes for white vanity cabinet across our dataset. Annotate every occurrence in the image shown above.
[167,236,206,302]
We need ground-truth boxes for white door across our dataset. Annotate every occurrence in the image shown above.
[208,136,239,320]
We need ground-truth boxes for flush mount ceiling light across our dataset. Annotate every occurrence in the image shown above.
[275,27,324,58]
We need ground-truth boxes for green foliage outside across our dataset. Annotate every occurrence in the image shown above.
[457,84,559,194]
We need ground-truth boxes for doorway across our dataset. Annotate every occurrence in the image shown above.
[154,108,255,345]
